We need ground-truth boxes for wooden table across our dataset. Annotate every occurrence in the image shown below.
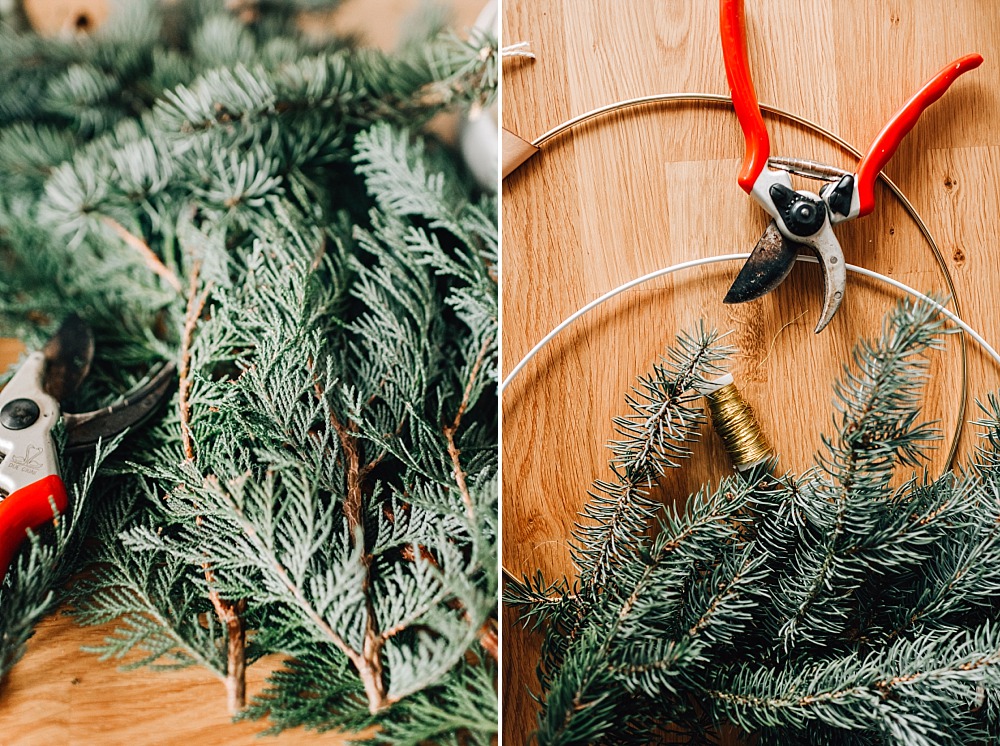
[0,0,483,743]
[501,0,1000,741]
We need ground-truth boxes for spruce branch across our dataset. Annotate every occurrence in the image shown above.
[509,302,1000,746]
[774,300,950,649]
[571,325,733,589]
[708,621,1000,745]
[417,27,499,110]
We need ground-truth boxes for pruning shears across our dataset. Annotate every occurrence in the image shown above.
[0,316,174,582]
[720,0,982,332]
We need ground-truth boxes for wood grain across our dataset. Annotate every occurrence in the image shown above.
[0,0,485,742]
[501,0,1000,741]
[0,614,361,745]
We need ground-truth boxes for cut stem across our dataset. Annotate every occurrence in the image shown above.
[331,412,390,713]
[205,571,247,714]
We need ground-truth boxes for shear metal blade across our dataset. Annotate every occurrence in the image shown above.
[42,314,95,404]
[63,362,176,453]
[723,221,800,304]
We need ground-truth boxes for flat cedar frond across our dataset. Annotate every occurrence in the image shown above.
[72,539,227,674]
[237,646,372,736]
[374,649,499,746]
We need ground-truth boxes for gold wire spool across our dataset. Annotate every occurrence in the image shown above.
[704,381,773,470]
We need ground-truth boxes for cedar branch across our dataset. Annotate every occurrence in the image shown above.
[205,472,378,688]
[304,358,392,712]
[179,263,245,713]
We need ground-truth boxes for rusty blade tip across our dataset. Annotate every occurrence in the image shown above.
[722,287,750,304]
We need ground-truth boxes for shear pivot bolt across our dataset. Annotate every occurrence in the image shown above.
[794,203,816,222]
[1,399,40,430]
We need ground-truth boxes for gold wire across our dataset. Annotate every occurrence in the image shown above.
[705,382,773,469]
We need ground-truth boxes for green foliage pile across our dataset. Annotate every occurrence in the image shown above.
[509,302,1000,746]
[0,1,497,742]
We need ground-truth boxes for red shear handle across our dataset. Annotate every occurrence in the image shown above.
[0,475,68,582]
[720,0,769,193]
[856,53,983,216]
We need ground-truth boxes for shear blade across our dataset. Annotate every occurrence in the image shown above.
[63,362,176,453]
[723,221,800,304]
[42,314,95,404]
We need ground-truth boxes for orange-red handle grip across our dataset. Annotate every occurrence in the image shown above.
[720,0,769,193]
[0,475,68,582]
[856,53,983,216]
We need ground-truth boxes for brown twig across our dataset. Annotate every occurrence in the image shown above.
[413,339,498,659]
[304,359,405,712]
[330,412,390,713]
[204,568,247,713]
[444,337,493,522]
[306,344,500,712]
[479,619,498,662]
[178,262,211,462]
[178,263,245,713]
[101,215,182,293]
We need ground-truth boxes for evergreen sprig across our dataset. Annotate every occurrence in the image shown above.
[572,325,733,589]
[508,300,1000,745]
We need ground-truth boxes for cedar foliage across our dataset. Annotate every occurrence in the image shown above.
[0,1,497,741]
[508,302,1000,746]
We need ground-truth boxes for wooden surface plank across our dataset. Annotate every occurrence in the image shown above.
[0,614,341,746]
[501,0,1000,741]
[0,0,485,743]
